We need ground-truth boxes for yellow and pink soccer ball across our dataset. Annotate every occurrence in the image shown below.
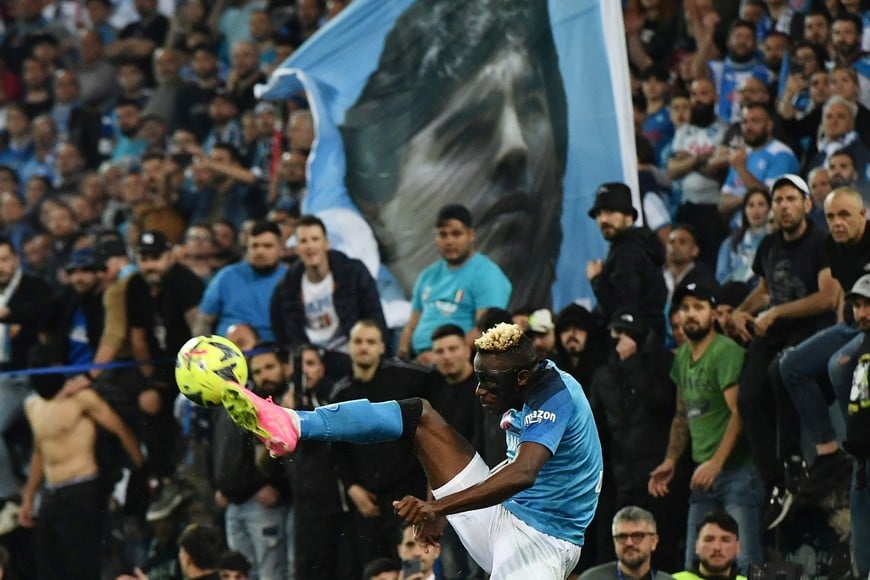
[175,335,248,407]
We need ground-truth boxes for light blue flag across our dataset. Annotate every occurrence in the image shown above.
[257,0,637,311]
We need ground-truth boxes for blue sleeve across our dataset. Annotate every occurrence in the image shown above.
[521,388,572,455]
[199,269,225,316]
[471,261,512,310]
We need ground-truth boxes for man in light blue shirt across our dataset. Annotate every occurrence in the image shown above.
[194,220,287,342]
[398,204,511,362]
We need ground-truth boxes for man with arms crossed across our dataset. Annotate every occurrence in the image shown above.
[217,323,602,579]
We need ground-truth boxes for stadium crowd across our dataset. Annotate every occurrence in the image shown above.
[0,0,869,578]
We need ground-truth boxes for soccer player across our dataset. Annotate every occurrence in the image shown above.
[217,323,603,579]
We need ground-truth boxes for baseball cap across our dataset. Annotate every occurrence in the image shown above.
[672,282,718,308]
[845,274,870,301]
[608,308,648,341]
[527,309,555,334]
[772,174,810,198]
[137,230,172,256]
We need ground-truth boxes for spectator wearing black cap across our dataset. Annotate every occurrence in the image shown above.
[588,308,687,572]
[126,230,204,478]
[397,204,511,363]
[730,174,838,529]
[553,302,606,389]
[587,182,668,340]
[649,282,763,573]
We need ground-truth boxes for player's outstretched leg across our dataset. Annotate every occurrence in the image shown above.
[221,380,423,456]
[221,381,475,484]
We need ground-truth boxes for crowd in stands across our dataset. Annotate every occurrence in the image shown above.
[0,0,869,578]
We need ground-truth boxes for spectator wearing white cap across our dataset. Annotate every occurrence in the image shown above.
[525,308,557,360]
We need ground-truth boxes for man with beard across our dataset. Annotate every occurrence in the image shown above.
[586,182,667,340]
[649,283,763,573]
[730,175,837,529]
[668,78,730,267]
[673,511,746,580]
[693,19,773,124]
[340,0,567,311]
[193,221,287,343]
[110,97,147,166]
[831,13,870,109]
[213,344,290,579]
[719,103,800,226]
[578,507,673,580]
[397,204,511,364]
[226,41,267,114]
[552,303,606,389]
[126,230,204,479]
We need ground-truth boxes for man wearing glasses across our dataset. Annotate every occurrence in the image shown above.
[578,506,673,579]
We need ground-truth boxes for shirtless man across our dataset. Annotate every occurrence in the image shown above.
[19,344,144,580]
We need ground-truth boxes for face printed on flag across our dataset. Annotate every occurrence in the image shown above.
[258,0,636,310]
[341,0,566,309]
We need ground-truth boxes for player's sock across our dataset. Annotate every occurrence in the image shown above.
[298,398,423,443]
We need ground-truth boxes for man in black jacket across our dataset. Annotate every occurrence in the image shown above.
[589,309,688,572]
[270,215,385,368]
[587,182,668,338]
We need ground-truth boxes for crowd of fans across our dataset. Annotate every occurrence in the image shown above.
[0,0,868,578]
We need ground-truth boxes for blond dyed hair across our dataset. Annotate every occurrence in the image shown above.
[474,323,524,353]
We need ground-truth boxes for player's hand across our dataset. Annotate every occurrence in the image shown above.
[413,516,447,547]
[648,458,675,497]
[348,484,380,517]
[691,459,722,491]
[214,491,229,509]
[393,495,438,525]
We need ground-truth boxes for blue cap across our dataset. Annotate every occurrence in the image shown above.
[65,247,102,271]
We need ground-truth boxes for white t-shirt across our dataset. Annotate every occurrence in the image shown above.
[302,273,345,351]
